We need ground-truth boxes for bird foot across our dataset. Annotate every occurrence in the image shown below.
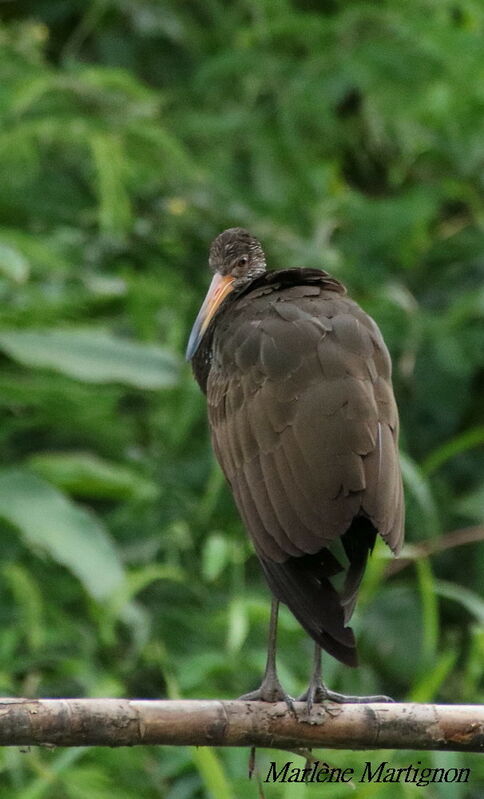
[239,675,295,715]
[298,682,394,715]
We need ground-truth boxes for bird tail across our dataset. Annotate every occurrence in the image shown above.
[259,517,376,668]
[340,516,376,623]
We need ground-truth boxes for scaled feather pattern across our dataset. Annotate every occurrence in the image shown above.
[192,265,404,667]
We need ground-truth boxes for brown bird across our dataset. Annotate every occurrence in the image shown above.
[186,227,404,707]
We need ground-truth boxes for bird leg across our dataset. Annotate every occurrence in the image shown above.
[239,598,294,711]
[299,644,394,713]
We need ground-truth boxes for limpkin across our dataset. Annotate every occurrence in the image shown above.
[186,228,404,707]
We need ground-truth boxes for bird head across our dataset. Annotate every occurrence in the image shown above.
[186,228,266,360]
[208,227,267,279]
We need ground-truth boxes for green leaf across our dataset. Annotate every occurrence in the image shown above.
[360,585,424,684]
[90,132,132,235]
[17,749,87,799]
[436,580,484,624]
[0,328,180,389]
[196,461,225,526]
[2,564,44,651]
[202,532,229,582]
[0,469,124,601]
[456,483,484,522]
[105,564,184,621]
[422,426,484,475]
[226,597,249,654]
[28,451,158,501]
[0,242,29,282]
[415,557,439,667]
[400,452,440,537]
[191,748,236,799]
[410,648,457,703]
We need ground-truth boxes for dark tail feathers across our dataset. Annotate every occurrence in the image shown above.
[259,516,376,668]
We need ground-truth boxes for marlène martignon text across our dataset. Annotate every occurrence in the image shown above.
[264,760,471,786]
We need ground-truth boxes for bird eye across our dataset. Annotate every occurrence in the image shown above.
[238,255,249,268]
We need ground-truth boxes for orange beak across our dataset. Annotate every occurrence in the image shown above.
[186,273,235,360]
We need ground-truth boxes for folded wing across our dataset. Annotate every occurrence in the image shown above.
[207,277,404,665]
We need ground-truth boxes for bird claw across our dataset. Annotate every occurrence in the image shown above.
[321,690,394,704]
[298,682,394,715]
[239,678,296,716]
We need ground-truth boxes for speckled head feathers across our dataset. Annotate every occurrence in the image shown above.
[209,227,267,279]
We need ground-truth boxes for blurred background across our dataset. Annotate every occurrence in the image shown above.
[0,0,483,797]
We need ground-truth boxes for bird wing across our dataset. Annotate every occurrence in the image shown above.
[207,280,404,562]
[206,278,404,665]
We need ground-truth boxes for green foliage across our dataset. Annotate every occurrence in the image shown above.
[0,468,124,600]
[0,329,179,389]
[0,1,482,797]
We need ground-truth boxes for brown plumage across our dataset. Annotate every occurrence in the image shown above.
[187,228,404,687]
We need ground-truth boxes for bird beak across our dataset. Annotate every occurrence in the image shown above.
[185,273,235,360]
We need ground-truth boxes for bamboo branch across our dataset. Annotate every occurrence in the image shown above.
[0,699,482,752]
